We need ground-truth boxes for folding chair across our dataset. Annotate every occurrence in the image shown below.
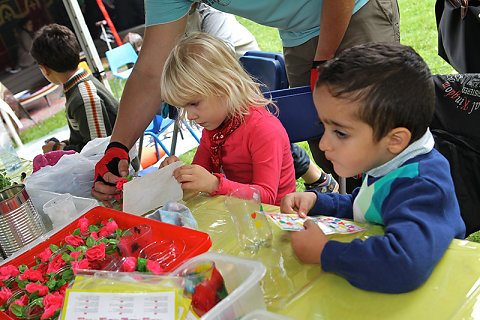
[137,104,201,169]
[264,86,347,194]
[240,51,289,92]
[105,43,138,98]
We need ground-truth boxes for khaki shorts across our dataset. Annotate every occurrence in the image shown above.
[283,0,400,87]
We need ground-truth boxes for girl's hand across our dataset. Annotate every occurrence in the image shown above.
[173,164,220,193]
[159,155,180,168]
[290,219,327,264]
[280,192,317,218]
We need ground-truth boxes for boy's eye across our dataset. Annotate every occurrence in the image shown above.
[334,130,348,139]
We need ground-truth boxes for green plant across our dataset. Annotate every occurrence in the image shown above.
[0,169,12,190]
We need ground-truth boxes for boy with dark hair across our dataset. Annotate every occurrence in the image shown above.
[281,42,465,293]
[30,23,118,153]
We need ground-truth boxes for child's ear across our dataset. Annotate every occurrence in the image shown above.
[387,127,411,154]
[39,65,49,75]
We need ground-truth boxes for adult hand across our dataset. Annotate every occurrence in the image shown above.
[280,191,317,218]
[159,155,180,168]
[91,142,130,206]
[290,219,327,264]
[173,164,220,193]
[310,60,327,92]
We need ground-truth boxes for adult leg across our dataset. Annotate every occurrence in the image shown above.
[307,0,400,192]
[284,38,338,192]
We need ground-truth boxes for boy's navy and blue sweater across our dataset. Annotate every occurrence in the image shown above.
[311,145,465,293]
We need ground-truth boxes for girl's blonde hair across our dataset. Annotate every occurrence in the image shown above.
[161,32,273,122]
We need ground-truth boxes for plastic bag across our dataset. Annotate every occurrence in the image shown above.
[24,137,138,198]
[146,201,198,230]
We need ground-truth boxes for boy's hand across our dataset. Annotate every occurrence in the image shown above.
[173,164,220,193]
[159,155,180,168]
[281,192,317,218]
[42,141,55,153]
[290,219,327,264]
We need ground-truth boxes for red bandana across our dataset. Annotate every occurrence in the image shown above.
[210,116,242,173]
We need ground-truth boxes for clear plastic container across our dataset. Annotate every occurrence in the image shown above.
[0,120,21,172]
[171,252,267,319]
[241,310,295,320]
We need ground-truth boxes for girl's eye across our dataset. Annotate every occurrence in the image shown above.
[334,130,347,139]
[185,101,198,107]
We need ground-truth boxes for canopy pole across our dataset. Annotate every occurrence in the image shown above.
[62,0,112,94]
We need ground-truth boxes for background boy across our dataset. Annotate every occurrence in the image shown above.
[281,42,465,293]
[30,24,118,153]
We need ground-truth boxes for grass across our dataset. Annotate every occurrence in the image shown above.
[19,111,67,145]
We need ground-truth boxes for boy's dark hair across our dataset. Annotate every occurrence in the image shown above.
[316,42,434,143]
[30,24,80,72]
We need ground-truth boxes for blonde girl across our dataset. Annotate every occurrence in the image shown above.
[160,32,295,205]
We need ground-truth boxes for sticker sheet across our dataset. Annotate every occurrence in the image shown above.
[261,212,366,234]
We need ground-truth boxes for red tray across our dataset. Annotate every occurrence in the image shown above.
[0,206,212,319]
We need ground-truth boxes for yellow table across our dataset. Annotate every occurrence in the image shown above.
[185,194,480,319]
[1,157,32,184]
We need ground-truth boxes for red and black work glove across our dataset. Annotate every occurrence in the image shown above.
[94,142,130,186]
[310,60,327,92]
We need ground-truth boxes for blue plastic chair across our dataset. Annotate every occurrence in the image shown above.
[243,50,289,89]
[264,86,323,143]
[240,53,288,92]
[264,86,346,193]
[144,115,176,158]
[138,103,201,168]
[105,43,138,98]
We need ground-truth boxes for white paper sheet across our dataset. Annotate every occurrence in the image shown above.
[123,162,183,216]
[62,291,176,320]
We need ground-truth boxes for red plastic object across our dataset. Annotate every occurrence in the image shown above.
[0,206,211,320]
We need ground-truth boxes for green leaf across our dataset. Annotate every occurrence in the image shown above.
[105,245,117,255]
[62,253,75,262]
[137,257,147,272]
[50,244,60,252]
[31,297,44,306]
[72,228,80,236]
[66,245,76,252]
[86,237,95,247]
[17,279,29,289]
[62,269,74,282]
[29,291,39,302]
[46,278,57,290]
[56,279,66,288]
[88,225,100,233]
[10,303,25,317]
[76,245,88,252]
[108,217,114,222]
[115,229,123,237]
[18,265,28,273]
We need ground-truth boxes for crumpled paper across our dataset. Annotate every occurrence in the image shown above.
[122,162,183,216]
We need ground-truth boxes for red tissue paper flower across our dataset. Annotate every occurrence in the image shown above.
[25,283,49,296]
[39,248,52,263]
[0,265,19,281]
[123,257,137,272]
[46,254,66,274]
[85,242,106,262]
[0,287,12,306]
[78,217,89,235]
[18,268,45,282]
[64,235,85,247]
[146,260,164,275]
